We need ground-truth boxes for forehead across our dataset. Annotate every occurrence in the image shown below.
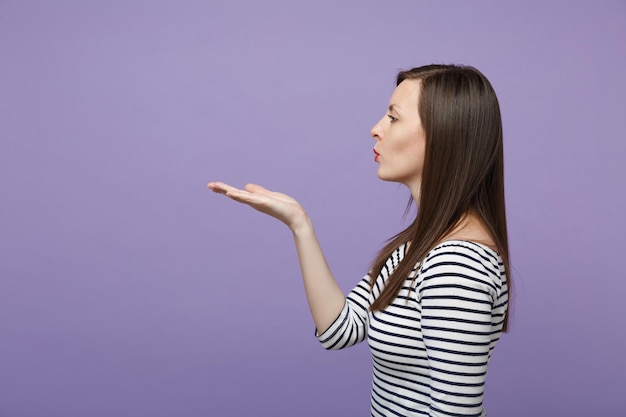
[389,79,421,109]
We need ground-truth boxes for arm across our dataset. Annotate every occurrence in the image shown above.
[316,275,371,350]
[207,182,345,334]
[291,216,348,333]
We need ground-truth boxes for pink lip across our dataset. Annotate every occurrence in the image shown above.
[373,149,380,161]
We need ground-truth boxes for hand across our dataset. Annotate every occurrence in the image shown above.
[207,182,309,232]
[208,181,345,332]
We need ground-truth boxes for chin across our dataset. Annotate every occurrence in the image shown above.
[377,174,400,184]
[377,169,399,183]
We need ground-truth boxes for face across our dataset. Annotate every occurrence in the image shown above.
[370,79,426,195]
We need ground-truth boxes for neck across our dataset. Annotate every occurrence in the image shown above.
[407,181,421,203]
[441,210,497,250]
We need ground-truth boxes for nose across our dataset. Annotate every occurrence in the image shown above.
[371,117,383,140]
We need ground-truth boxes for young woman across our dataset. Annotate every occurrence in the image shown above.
[208,64,510,417]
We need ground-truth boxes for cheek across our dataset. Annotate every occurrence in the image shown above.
[399,135,426,169]
[396,131,422,154]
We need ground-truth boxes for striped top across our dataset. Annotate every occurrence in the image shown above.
[317,240,508,417]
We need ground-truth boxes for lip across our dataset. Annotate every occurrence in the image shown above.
[373,149,380,162]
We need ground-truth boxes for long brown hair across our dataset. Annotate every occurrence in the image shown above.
[369,64,511,331]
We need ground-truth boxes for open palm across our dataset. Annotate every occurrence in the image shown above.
[207,182,307,231]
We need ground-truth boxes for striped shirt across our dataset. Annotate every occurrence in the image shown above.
[317,240,508,417]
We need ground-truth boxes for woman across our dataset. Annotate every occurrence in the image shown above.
[208,64,510,417]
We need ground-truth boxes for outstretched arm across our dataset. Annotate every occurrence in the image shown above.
[207,182,346,333]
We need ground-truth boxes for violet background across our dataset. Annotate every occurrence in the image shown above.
[1,1,625,416]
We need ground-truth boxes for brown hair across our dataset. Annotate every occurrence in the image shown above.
[369,64,511,331]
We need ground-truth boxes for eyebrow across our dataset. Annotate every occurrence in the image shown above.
[388,104,401,113]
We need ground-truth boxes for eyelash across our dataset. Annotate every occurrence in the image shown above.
[388,114,398,123]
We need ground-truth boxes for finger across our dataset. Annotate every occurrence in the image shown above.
[244,183,273,195]
[245,183,295,202]
[207,181,240,195]
[225,188,268,206]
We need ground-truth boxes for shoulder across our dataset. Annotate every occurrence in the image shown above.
[417,240,505,296]
[381,242,409,276]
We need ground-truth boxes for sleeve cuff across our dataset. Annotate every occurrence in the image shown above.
[314,300,350,348]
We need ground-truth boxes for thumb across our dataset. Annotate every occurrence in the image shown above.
[245,183,272,195]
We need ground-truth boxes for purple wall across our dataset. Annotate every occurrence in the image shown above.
[1,1,625,416]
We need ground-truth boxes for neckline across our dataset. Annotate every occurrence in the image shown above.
[402,239,501,257]
[437,239,501,256]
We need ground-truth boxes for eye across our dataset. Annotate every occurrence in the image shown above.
[387,114,398,123]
